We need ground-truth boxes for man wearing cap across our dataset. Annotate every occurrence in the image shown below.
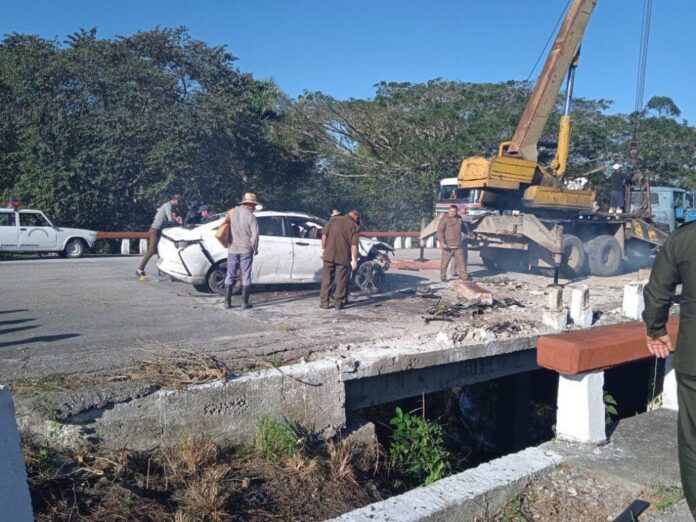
[609,163,632,213]
[224,193,260,310]
[185,205,212,225]
[320,210,360,310]
[136,194,182,278]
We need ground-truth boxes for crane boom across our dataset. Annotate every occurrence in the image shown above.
[507,0,597,161]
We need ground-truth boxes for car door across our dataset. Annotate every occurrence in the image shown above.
[0,211,19,251]
[18,211,58,251]
[254,215,294,283]
[284,216,324,282]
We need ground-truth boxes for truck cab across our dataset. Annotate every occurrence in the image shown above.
[629,186,695,232]
[436,178,484,215]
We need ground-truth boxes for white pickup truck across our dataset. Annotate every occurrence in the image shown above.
[0,208,97,258]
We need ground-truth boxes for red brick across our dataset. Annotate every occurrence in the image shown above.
[537,317,679,375]
[450,280,493,305]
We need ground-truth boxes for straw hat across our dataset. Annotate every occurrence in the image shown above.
[239,192,259,205]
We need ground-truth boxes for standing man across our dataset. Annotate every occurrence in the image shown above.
[609,163,631,213]
[136,194,182,278]
[643,220,696,517]
[320,210,360,311]
[437,204,469,282]
[224,193,260,310]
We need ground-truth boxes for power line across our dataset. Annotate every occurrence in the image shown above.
[525,0,573,82]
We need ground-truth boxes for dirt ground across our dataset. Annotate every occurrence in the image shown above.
[491,463,683,521]
[26,433,400,522]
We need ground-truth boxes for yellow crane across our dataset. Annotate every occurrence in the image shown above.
[458,0,597,212]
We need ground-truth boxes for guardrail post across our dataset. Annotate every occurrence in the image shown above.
[556,370,606,444]
[622,282,645,320]
[139,238,148,255]
[663,355,678,411]
[404,237,413,249]
[393,237,403,249]
[569,285,593,327]
[120,239,131,255]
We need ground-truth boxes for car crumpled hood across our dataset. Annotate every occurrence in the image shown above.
[160,225,209,242]
[358,237,394,256]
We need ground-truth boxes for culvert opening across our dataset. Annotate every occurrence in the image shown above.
[354,368,559,481]
[604,357,664,423]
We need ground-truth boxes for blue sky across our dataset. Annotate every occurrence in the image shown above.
[2,0,694,122]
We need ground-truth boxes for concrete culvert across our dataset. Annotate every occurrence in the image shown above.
[560,234,586,278]
[585,235,623,277]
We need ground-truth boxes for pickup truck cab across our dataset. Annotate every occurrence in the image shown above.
[0,208,97,258]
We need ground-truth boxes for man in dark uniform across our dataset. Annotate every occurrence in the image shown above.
[437,204,469,282]
[609,163,632,213]
[320,210,360,310]
[643,220,696,517]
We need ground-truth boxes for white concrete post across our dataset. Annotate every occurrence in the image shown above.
[393,237,403,250]
[404,237,413,249]
[547,287,563,311]
[556,371,606,444]
[120,239,131,255]
[663,355,679,411]
[569,285,593,328]
[426,236,435,248]
[0,386,33,522]
[139,238,148,254]
[622,282,645,320]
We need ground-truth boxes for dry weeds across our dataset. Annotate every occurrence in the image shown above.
[327,439,358,486]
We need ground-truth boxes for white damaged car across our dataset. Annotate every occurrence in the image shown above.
[0,207,97,258]
[156,211,393,294]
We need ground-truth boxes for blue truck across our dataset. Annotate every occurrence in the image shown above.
[629,186,696,232]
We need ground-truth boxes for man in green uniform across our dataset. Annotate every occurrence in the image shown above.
[437,204,469,282]
[643,221,696,517]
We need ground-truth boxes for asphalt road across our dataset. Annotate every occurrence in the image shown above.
[0,254,436,381]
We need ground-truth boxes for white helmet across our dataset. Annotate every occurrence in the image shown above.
[611,163,623,171]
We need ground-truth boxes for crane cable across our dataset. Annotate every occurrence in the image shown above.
[634,0,653,113]
[525,0,572,82]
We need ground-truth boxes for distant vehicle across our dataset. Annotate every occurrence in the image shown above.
[629,186,696,232]
[156,211,394,295]
[0,207,97,258]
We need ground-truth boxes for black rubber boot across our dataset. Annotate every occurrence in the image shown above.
[241,286,252,309]
[224,285,233,309]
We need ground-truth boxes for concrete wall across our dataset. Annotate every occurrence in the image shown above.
[329,446,562,522]
[0,385,33,522]
[71,360,345,451]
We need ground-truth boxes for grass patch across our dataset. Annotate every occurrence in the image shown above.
[646,484,684,512]
[252,417,301,463]
[497,494,530,522]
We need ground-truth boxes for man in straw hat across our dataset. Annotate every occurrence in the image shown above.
[224,193,260,310]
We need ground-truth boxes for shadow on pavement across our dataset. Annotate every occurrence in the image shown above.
[0,318,37,327]
[0,333,81,349]
[0,325,40,336]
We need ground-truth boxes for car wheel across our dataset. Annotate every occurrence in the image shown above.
[193,283,211,293]
[354,260,385,292]
[64,238,86,258]
[206,261,242,296]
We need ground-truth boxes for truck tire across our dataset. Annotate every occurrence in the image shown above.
[586,235,623,277]
[63,238,86,258]
[560,234,586,278]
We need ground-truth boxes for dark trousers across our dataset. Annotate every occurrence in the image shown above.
[320,261,348,307]
[138,227,161,271]
[677,371,696,517]
[610,190,625,210]
[441,247,468,281]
